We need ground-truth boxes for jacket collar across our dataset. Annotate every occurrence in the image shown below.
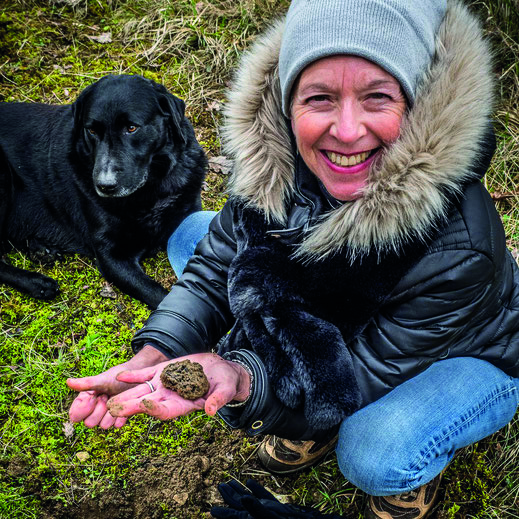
[222,0,495,260]
[262,157,337,243]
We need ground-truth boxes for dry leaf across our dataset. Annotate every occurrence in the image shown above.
[490,190,518,200]
[87,32,112,44]
[208,156,233,175]
[76,451,90,462]
[63,421,75,439]
[206,100,221,112]
[100,283,117,299]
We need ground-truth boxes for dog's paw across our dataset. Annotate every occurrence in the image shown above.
[28,248,61,267]
[29,277,59,300]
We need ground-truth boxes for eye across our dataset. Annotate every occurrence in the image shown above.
[126,125,139,134]
[86,128,96,136]
[367,92,391,101]
[307,95,330,103]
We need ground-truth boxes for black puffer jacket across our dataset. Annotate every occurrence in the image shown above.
[132,0,519,439]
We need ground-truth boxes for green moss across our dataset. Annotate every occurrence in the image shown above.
[0,243,215,516]
[0,0,518,517]
[441,448,496,517]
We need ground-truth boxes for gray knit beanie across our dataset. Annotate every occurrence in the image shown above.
[279,0,447,116]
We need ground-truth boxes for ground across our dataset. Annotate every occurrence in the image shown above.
[0,1,518,518]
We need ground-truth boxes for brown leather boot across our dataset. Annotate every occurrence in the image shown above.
[365,471,443,518]
[257,435,338,474]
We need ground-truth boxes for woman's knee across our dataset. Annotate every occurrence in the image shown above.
[336,422,452,496]
[167,210,217,276]
[335,359,519,495]
[335,413,419,495]
[335,384,451,495]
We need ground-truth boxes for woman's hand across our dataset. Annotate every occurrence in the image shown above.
[66,345,169,429]
[105,352,251,421]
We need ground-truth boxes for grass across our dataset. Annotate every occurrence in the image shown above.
[0,0,518,518]
[476,0,519,254]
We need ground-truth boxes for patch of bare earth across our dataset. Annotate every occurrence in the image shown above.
[41,425,252,519]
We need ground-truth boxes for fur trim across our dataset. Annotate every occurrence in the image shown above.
[222,19,294,225]
[222,1,494,259]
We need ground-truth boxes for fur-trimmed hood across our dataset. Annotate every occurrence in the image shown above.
[222,0,494,259]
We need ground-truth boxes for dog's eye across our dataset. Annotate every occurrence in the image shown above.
[87,128,96,136]
[127,125,138,134]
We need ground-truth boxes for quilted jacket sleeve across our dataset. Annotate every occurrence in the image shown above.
[384,250,496,348]
[352,246,506,405]
[131,201,237,357]
[350,177,519,406]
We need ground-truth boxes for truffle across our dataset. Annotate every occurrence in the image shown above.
[160,360,209,400]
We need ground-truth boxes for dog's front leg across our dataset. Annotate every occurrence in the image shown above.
[95,254,169,309]
[0,259,59,300]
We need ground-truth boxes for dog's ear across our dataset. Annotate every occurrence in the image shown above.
[72,81,98,156]
[152,83,188,146]
[72,81,97,130]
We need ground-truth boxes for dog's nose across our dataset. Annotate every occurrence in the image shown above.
[94,165,119,196]
[97,182,118,195]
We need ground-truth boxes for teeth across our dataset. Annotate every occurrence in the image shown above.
[326,151,369,167]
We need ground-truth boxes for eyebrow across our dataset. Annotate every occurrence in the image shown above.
[297,78,398,96]
[364,79,397,89]
[296,83,332,95]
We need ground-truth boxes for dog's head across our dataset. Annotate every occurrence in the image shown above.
[73,74,188,198]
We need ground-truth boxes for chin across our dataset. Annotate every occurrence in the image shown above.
[324,181,367,202]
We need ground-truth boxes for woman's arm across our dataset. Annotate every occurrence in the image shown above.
[217,349,338,441]
[131,201,238,357]
[99,348,335,441]
[67,202,238,427]
[104,352,251,419]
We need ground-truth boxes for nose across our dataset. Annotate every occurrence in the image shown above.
[97,179,118,195]
[329,102,366,143]
[94,167,119,195]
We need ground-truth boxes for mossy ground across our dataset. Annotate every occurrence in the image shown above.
[0,1,518,518]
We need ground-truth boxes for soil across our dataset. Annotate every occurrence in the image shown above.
[106,401,124,415]
[39,425,276,519]
[161,360,210,400]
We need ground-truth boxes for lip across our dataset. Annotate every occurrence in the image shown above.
[321,148,380,174]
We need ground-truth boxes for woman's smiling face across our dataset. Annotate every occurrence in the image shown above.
[290,55,406,201]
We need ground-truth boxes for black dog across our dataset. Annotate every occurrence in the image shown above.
[0,75,207,309]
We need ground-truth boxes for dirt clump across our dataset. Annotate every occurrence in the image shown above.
[41,425,257,519]
[7,457,30,478]
[106,401,124,416]
[161,360,210,399]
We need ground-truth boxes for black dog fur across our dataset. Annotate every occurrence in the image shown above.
[0,74,207,309]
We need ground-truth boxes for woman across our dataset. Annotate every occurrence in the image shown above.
[67,0,519,517]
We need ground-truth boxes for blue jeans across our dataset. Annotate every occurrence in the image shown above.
[167,210,218,276]
[336,358,519,496]
[168,212,519,497]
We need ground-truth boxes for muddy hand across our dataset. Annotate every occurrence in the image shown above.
[66,345,169,428]
[68,391,128,429]
[108,352,251,420]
